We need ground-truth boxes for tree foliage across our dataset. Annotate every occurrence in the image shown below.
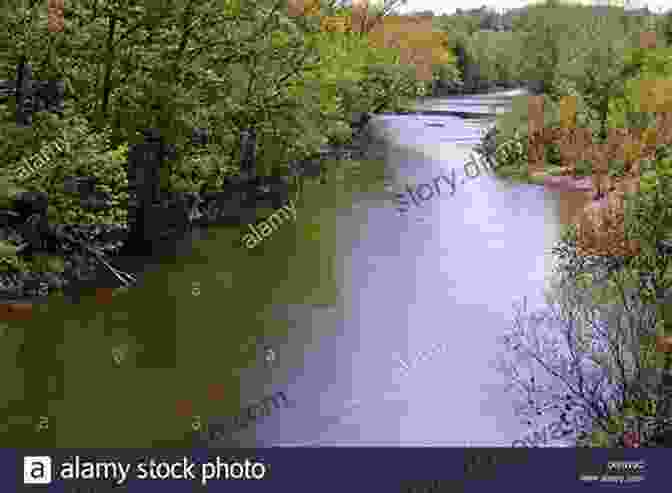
[0,0,456,199]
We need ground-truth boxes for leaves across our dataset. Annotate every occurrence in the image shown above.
[0,0,444,216]
[0,240,22,257]
[0,177,29,208]
[112,343,128,366]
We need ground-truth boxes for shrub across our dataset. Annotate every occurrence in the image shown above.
[497,227,667,447]
[12,116,128,226]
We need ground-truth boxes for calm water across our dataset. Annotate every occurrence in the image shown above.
[207,89,594,448]
[0,89,593,447]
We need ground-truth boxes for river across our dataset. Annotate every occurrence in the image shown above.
[0,88,593,447]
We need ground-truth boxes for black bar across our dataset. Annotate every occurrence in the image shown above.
[0,66,64,118]
[16,58,34,127]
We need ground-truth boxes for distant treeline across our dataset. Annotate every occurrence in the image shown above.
[430,1,672,95]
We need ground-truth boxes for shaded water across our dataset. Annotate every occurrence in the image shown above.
[0,141,389,447]
[1,89,594,447]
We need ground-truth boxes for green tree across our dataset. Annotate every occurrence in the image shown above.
[0,0,428,195]
[515,4,563,95]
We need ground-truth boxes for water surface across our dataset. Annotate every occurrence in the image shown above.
[1,89,594,448]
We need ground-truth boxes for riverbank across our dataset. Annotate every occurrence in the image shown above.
[476,95,672,446]
[430,79,527,98]
[0,121,379,306]
[3,88,626,449]
[0,91,498,303]
[0,114,392,448]
[0,223,128,303]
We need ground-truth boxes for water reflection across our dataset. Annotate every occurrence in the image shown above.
[219,91,600,448]
[3,90,597,448]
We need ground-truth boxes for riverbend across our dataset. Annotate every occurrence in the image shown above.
[4,89,600,448]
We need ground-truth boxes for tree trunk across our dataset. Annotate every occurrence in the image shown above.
[100,14,117,123]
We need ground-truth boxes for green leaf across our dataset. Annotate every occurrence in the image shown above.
[0,240,22,257]
[0,176,29,207]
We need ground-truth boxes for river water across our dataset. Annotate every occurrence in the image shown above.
[206,88,593,448]
[0,89,593,447]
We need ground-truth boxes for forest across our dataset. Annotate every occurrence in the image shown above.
[0,0,460,293]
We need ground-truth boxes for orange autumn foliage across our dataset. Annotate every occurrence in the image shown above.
[96,287,114,305]
[656,335,672,353]
[287,0,322,17]
[525,87,664,258]
[0,303,33,321]
[367,16,451,81]
[575,187,641,258]
[48,0,64,33]
[287,0,451,81]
